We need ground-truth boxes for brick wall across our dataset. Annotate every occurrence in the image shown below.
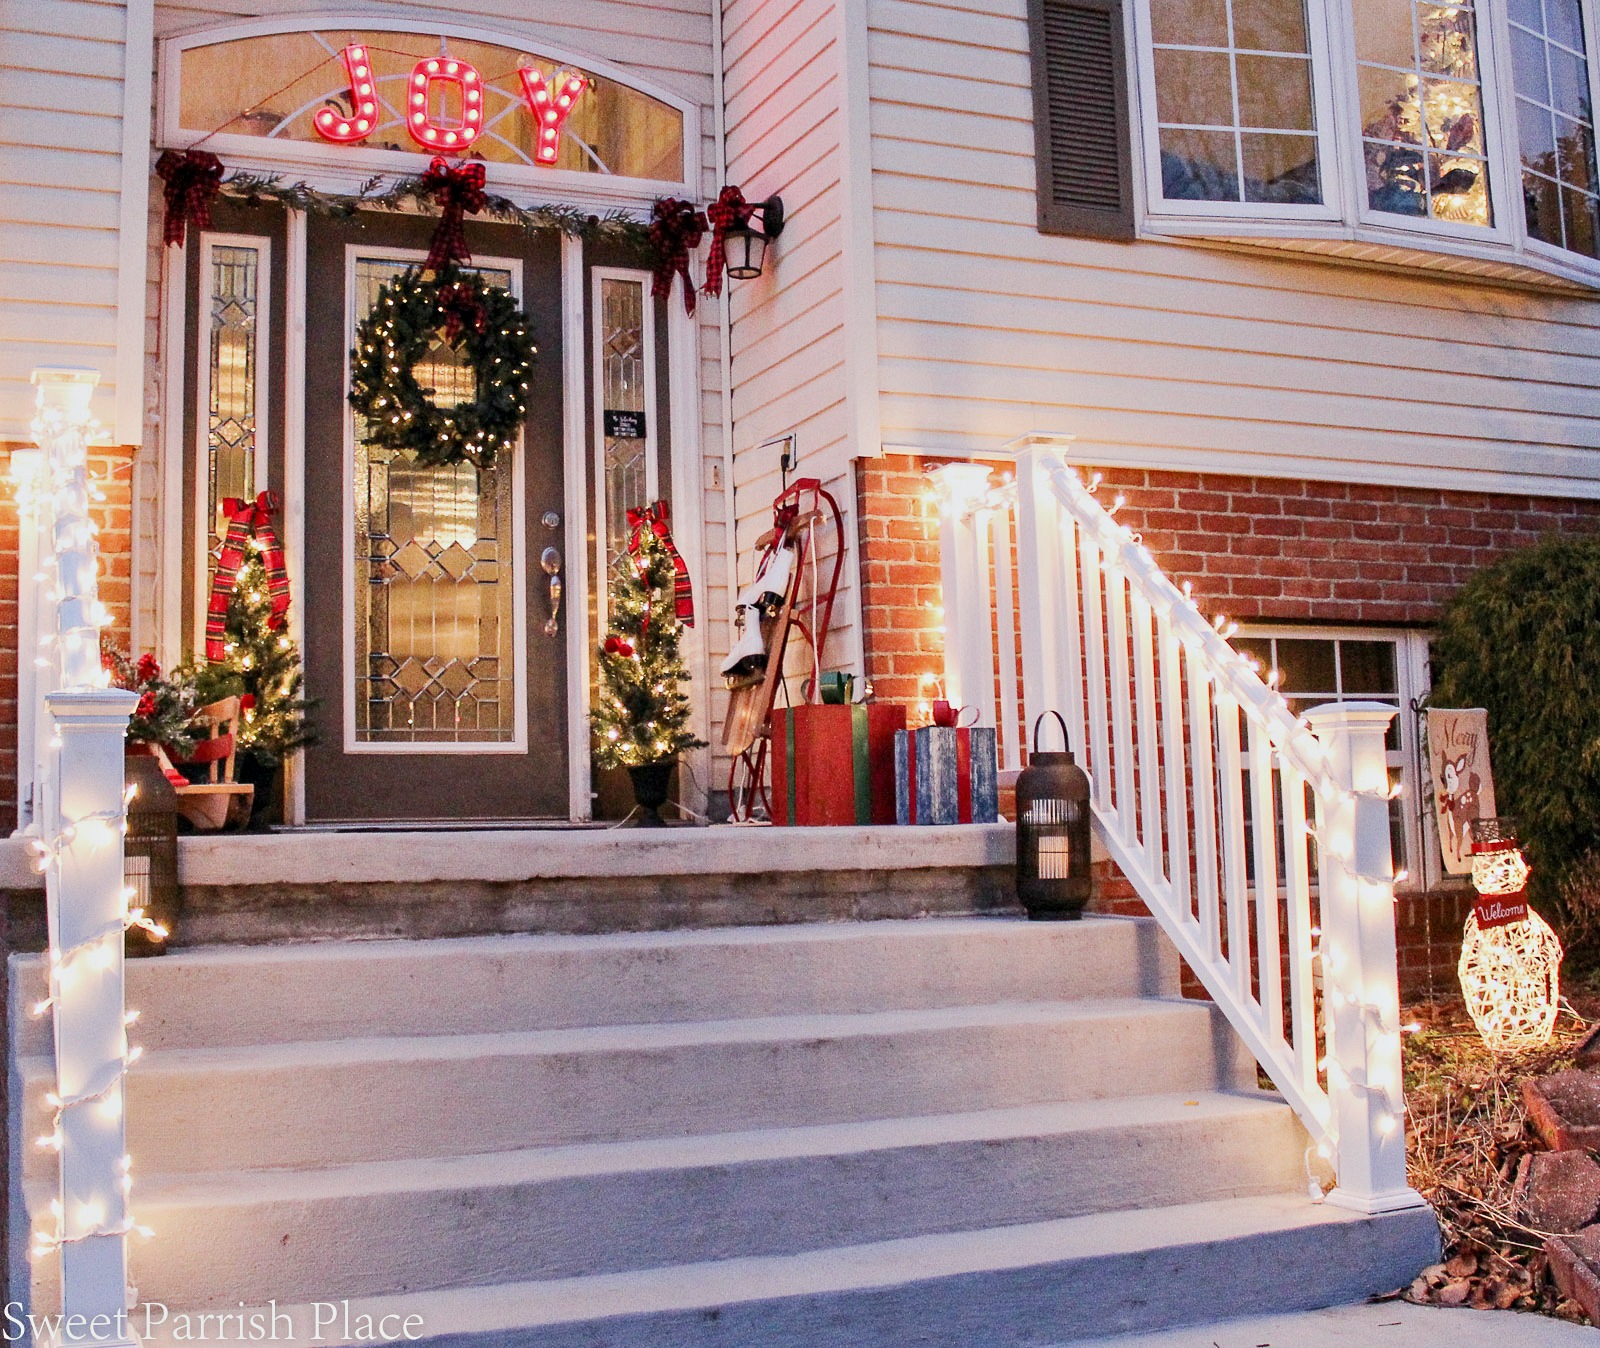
[0,443,136,834]
[856,453,1600,999]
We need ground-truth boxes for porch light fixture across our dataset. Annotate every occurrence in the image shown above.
[1015,712,1093,920]
[723,196,785,280]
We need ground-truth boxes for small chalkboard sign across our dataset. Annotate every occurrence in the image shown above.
[604,409,647,439]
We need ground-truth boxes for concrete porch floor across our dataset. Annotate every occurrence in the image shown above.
[0,824,1020,947]
[1077,1301,1591,1345]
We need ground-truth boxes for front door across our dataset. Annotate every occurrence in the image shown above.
[301,213,567,821]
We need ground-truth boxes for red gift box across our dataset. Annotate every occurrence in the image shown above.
[768,704,906,826]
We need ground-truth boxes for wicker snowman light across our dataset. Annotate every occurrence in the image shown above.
[1457,818,1563,1052]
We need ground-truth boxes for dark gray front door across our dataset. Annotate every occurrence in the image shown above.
[301,212,568,821]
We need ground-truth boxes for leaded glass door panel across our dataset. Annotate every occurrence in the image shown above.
[301,214,567,821]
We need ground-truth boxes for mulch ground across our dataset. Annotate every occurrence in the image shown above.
[1401,986,1600,1320]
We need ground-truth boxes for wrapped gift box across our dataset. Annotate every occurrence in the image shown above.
[768,704,906,826]
[895,725,999,825]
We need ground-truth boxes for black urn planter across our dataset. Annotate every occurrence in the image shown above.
[234,750,281,830]
[626,760,676,827]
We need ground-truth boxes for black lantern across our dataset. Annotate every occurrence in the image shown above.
[1016,712,1093,920]
[724,196,786,280]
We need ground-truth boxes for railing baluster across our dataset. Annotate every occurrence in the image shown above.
[1280,763,1318,1102]
[1105,570,1136,843]
[1186,653,1221,960]
[1131,592,1163,885]
[1014,449,1085,759]
[1079,534,1111,815]
[1159,615,1191,918]
[1249,721,1286,1046]
[993,499,1022,772]
[1214,693,1253,1006]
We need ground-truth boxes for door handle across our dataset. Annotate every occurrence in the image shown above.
[541,546,563,636]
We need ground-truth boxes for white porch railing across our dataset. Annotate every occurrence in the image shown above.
[13,369,145,1344]
[933,435,1426,1216]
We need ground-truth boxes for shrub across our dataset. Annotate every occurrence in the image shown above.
[1428,533,1600,913]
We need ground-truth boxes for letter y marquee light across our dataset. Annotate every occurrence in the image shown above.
[516,68,590,164]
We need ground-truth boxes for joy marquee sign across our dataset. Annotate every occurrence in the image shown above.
[310,43,588,164]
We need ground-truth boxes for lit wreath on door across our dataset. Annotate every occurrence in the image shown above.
[348,266,538,471]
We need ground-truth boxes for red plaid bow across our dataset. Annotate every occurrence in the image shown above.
[648,198,708,316]
[438,280,487,344]
[703,186,755,299]
[626,500,694,628]
[206,492,292,662]
[421,158,488,272]
[155,149,224,248]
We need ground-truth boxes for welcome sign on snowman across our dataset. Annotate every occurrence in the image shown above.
[1427,708,1498,876]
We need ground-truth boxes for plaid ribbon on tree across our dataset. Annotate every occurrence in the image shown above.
[703,185,755,299]
[648,198,708,315]
[627,500,695,628]
[155,149,224,248]
[206,492,292,662]
[420,158,488,272]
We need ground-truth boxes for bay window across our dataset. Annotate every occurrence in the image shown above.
[1028,0,1600,279]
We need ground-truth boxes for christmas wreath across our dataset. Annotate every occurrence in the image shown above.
[348,266,538,471]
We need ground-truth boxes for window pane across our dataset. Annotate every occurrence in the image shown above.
[206,245,260,559]
[1339,640,1398,694]
[1151,0,1228,46]
[1154,49,1235,126]
[1233,0,1310,52]
[1353,0,1418,69]
[1237,55,1315,129]
[1242,132,1321,201]
[1160,127,1241,199]
[600,277,652,588]
[1152,0,1320,206]
[1357,0,1492,223]
[1508,0,1600,256]
[1273,638,1337,697]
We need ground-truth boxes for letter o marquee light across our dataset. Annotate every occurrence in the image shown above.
[407,57,484,150]
[313,44,379,143]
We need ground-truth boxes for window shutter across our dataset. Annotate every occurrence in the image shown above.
[1028,0,1135,240]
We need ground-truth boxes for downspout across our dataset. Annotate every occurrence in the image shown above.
[712,0,738,628]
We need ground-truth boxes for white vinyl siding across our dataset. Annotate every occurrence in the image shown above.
[723,0,866,685]
[0,0,149,445]
[867,0,1600,499]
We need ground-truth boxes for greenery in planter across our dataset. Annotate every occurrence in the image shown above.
[1428,533,1600,919]
[103,643,198,756]
[591,517,703,771]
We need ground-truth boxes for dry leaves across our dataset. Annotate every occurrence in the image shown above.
[1401,994,1599,1322]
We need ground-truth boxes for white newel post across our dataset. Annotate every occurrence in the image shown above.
[32,368,142,1346]
[8,444,48,833]
[931,464,995,719]
[1306,701,1427,1216]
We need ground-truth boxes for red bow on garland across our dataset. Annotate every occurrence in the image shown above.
[626,500,694,628]
[155,149,224,248]
[420,158,488,272]
[648,198,708,316]
[703,185,755,299]
[206,492,292,662]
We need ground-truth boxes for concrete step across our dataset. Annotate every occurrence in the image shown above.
[135,1194,1442,1348]
[10,917,1173,1058]
[49,1092,1306,1310]
[20,996,1243,1181]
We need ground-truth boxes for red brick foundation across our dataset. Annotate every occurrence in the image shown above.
[856,453,1600,998]
[0,443,135,834]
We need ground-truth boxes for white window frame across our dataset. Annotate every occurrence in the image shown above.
[1127,0,1600,286]
[1238,624,1433,891]
[192,232,273,654]
[1131,0,1347,223]
[589,266,660,634]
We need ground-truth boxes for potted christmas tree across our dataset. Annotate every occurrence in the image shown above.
[190,541,317,825]
[591,505,704,825]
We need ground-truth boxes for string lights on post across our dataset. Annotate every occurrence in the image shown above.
[22,368,147,1346]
